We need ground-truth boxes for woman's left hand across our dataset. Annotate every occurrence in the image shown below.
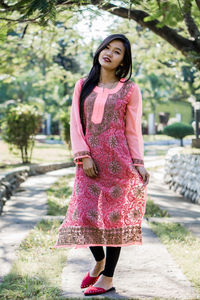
[135,166,150,186]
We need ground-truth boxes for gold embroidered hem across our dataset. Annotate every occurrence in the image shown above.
[55,225,142,247]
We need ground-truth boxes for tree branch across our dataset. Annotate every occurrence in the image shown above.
[21,24,29,39]
[183,0,200,48]
[0,16,40,23]
[90,1,198,55]
[195,0,200,10]
[56,0,90,5]
[0,0,21,11]
[0,0,9,9]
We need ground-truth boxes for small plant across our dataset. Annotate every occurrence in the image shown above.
[60,110,71,150]
[145,199,169,218]
[2,104,42,163]
[164,122,194,146]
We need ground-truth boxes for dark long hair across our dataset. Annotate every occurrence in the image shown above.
[79,34,132,134]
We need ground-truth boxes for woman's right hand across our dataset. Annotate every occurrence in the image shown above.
[82,157,98,178]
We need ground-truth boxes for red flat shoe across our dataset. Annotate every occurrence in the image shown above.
[80,272,100,289]
[84,286,115,296]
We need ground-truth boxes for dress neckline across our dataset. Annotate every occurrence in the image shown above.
[94,78,126,94]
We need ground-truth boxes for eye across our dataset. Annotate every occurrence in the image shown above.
[115,51,120,54]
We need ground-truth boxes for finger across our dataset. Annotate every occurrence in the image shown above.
[83,169,89,177]
[89,168,96,177]
[146,173,150,184]
[88,167,96,178]
[87,168,94,178]
[144,174,150,185]
[83,167,92,178]
[139,172,145,182]
[94,163,98,175]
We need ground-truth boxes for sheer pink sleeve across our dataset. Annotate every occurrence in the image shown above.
[125,83,144,167]
[70,79,91,165]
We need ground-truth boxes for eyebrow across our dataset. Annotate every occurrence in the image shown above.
[107,43,122,52]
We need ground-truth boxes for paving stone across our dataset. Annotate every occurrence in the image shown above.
[0,167,74,281]
[61,220,198,299]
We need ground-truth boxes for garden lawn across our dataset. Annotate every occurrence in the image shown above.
[47,174,74,216]
[143,134,195,142]
[0,139,72,171]
[0,219,68,300]
[0,172,199,299]
[149,222,200,296]
[0,173,74,300]
[145,196,200,296]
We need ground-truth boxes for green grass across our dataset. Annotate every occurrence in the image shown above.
[143,134,174,142]
[145,198,169,218]
[179,147,200,156]
[155,101,193,124]
[0,219,68,300]
[0,139,71,172]
[0,171,76,299]
[149,222,200,295]
[1,171,198,299]
[47,174,74,216]
[143,134,195,142]
[145,198,200,295]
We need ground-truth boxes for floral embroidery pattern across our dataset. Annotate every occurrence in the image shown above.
[110,185,123,199]
[108,135,118,148]
[75,183,80,195]
[134,186,144,198]
[56,80,147,248]
[88,209,98,221]
[108,160,121,174]
[109,211,121,223]
[84,81,133,137]
[72,208,79,220]
[112,111,119,122]
[129,209,141,221]
[88,184,101,197]
[88,135,99,147]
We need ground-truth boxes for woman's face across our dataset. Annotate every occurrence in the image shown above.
[98,40,125,72]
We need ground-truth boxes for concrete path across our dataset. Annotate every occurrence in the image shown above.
[0,158,199,299]
[148,165,200,239]
[0,167,73,281]
[61,220,198,299]
[61,158,199,299]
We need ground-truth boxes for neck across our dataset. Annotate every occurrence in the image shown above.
[99,68,118,84]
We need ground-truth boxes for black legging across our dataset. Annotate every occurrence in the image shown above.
[89,246,121,277]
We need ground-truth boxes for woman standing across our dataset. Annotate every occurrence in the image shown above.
[55,34,150,296]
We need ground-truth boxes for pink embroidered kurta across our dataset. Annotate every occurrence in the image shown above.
[55,78,147,248]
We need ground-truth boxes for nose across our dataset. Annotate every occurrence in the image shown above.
[106,49,113,57]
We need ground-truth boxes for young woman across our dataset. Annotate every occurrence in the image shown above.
[55,34,150,296]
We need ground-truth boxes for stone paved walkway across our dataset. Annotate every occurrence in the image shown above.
[61,219,197,299]
[0,157,199,299]
[61,156,199,299]
[0,167,73,281]
[148,164,200,239]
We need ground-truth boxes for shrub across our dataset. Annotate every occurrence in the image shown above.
[60,110,71,150]
[163,122,194,146]
[2,104,42,163]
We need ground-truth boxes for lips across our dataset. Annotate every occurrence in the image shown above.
[103,56,111,63]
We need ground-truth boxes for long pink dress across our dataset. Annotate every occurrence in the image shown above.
[55,78,147,248]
